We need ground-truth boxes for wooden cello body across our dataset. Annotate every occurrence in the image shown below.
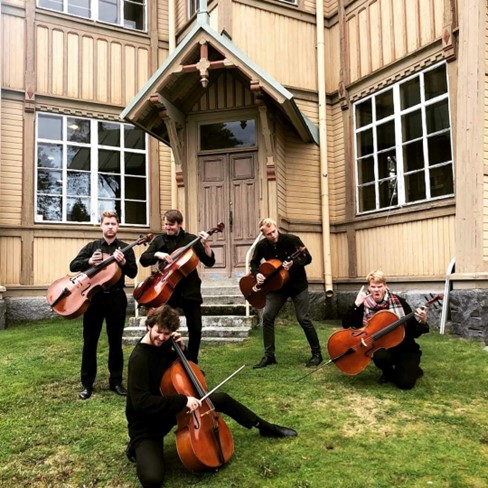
[160,339,234,471]
[133,223,224,308]
[47,234,152,319]
[239,246,306,309]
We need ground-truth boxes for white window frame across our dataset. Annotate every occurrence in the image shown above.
[35,113,149,226]
[353,62,454,215]
[37,0,147,32]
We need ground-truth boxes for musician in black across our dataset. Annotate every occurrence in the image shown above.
[342,270,429,389]
[70,210,137,400]
[125,304,297,488]
[250,218,323,369]
[139,209,215,363]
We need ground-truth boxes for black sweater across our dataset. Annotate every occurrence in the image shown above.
[126,340,187,444]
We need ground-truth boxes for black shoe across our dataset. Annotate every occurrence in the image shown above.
[110,384,127,396]
[305,353,323,368]
[378,372,393,384]
[253,356,277,369]
[259,423,298,438]
[79,386,93,400]
[417,367,424,378]
[125,444,136,463]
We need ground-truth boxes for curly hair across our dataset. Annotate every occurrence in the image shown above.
[145,305,180,332]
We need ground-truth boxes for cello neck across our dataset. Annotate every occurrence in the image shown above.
[371,312,413,341]
[261,246,307,284]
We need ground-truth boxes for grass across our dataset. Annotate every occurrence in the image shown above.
[1,318,488,488]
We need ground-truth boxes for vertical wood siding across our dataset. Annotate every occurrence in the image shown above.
[233,2,317,90]
[1,13,26,90]
[159,143,173,217]
[331,231,349,278]
[325,22,340,93]
[35,23,150,105]
[274,121,287,218]
[327,102,346,222]
[345,0,444,83]
[298,232,324,281]
[0,100,23,226]
[0,237,22,285]
[484,8,488,260]
[158,0,169,39]
[355,216,454,277]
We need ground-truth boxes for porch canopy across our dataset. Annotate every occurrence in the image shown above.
[120,22,319,147]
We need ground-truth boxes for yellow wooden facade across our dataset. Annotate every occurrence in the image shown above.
[0,0,485,306]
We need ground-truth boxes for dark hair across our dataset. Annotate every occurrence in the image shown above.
[145,305,180,332]
[163,209,183,224]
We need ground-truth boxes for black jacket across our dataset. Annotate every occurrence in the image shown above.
[139,230,215,303]
[250,233,311,297]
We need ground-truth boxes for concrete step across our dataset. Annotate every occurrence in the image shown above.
[128,314,256,328]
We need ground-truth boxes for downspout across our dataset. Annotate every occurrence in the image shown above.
[316,0,334,296]
[169,0,178,208]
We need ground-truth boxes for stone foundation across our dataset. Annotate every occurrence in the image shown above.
[449,289,488,343]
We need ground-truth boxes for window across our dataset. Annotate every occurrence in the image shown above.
[38,0,146,32]
[36,113,148,225]
[354,63,454,214]
[199,120,256,151]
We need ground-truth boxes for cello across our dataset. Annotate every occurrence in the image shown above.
[47,233,153,319]
[326,294,443,375]
[239,246,307,309]
[133,222,224,308]
[160,337,234,471]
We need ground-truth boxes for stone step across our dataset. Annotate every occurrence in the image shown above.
[128,314,256,329]
[201,294,245,305]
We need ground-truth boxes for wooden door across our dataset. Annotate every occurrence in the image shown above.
[198,152,258,277]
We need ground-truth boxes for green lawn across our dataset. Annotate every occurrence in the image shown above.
[1,318,487,488]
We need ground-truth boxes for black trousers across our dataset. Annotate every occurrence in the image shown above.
[81,289,127,388]
[132,391,258,488]
[168,298,203,363]
[373,347,423,390]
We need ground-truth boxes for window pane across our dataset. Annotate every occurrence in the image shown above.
[355,99,372,128]
[124,0,144,30]
[67,117,90,143]
[376,120,395,151]
[98,199,121,218]
[375,90,393,120]
[68,0,90,17]
[357,156,375,184]
[98,174,121,198]
[67,171,91,195]
[37,195,62,221]
[430,165,454,197]
[426,100,449,134]
[67,146,90,170]
[38,169,62,194]
[425,65,447,100]
[379,178,398,208]
[99,122,120,147]
[67,198,91,222]
[358,184,375,212]
[356,129,373,157]
[400,76,420,109]
[125,153,146,176]
[39,0,62,11]
[125,176,145,200]
[125,125,146,150]
[99,149,120,173]
[403,140,424,172]
[378,152,396,179]
[38,114,62,140]
[38,143,62,169]
[405,172,426,202]
[402,109,422,142]
[125,200,146,224]
[200,120,256,150]
[428,133,452,165]
[99,0,119,23]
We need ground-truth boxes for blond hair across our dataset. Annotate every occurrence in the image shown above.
[100,210,119,223]
[259,217,277,233]
[366,270,387,284]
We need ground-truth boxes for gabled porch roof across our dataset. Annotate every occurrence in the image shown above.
[120,22,319,146]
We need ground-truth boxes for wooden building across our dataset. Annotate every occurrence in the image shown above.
[0,0,486,339]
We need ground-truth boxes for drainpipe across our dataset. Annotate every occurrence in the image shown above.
[316,0,334,296]
[169,0,177,207]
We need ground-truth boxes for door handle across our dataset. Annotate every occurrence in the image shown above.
[229,209,233,232]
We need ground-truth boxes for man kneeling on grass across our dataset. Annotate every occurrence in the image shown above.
[125,304,297,488]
